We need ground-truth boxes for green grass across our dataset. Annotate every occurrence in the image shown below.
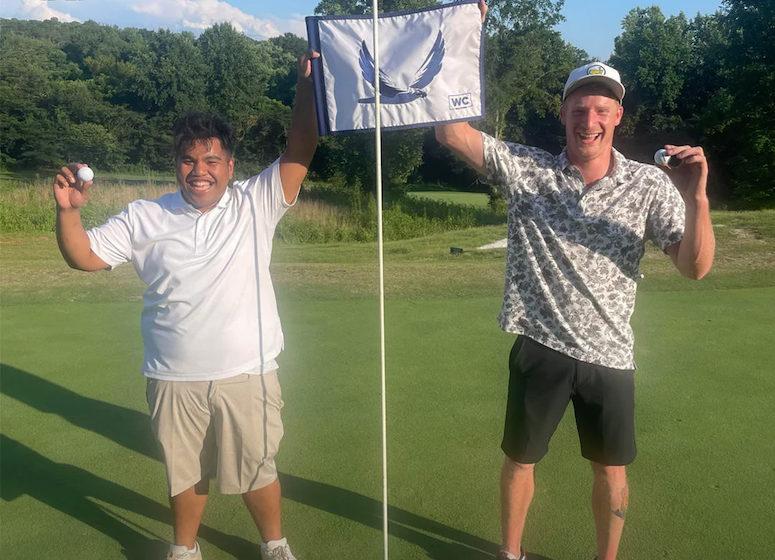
[0,178,505,241]
[408,190,490,207]
[2,210,775,559]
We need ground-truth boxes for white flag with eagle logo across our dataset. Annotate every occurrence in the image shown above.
[306,0,485,135]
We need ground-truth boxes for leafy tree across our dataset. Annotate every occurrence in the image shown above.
[236,97,292,171]
[709,0,775,202]
[485,27,583,143]
[682,12,728,120]
[481,0,580,144]
[143,30,209,114]
[60,20,128,71]
[197,24,273,128]
[61,121,125,168]
[484,0,565,33]
[4,5,772,203]
[0,29,122,168]
[416,128,480,190]
[608,1,774,203]
[609,7,692,135]
[0,19,307,173]
[268,33,309,106]
[0,31,72,166]
[196,23,298,170]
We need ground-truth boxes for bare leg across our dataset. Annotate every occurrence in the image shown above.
[590,462,628,560]
[242,478,283,542]
[170,479,210,548]
[501,457,536,556]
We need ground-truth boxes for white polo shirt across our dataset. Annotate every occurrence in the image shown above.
[87,159,292,381]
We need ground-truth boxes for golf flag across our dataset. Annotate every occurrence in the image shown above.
[306,0,485,135]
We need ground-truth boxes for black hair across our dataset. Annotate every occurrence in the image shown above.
[173,112,236,159]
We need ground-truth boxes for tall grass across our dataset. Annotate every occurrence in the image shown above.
[1,177,507,242]
[276,183,506,243]
[0,179,178,231]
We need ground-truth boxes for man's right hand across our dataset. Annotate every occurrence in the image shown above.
[53,163,108,271]
[53,164,93,210]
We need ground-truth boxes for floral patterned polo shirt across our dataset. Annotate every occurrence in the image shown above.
[483,133,685,370]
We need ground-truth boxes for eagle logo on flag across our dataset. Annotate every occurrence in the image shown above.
[358,31,445,104]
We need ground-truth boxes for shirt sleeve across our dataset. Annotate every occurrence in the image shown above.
[86,208,133,269]
[483,133,518,196]
[483,133,553,197]
[236,158,291,232]
[645,174,686,251]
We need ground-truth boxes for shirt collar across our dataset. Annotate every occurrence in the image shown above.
[558,148,572,171]
[557,147,633,186]
[171,185,233,215]
[610,148,633,185]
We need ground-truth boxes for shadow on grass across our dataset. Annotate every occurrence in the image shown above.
[0,362,160,460]
[280,473,555,559]
[0,364,543,559]
[281,472,509,559]
[0,434,256,560]
[0,364,256,559]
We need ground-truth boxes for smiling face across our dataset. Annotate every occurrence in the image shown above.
[176,138,234,213]
[560,84,623,168]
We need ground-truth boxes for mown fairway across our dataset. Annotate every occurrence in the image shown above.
[1,210,774,559]
[408,190,490,207]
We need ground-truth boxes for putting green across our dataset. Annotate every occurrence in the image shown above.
[2,286,773,558]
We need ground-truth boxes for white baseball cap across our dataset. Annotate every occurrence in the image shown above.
[562,62,625,103]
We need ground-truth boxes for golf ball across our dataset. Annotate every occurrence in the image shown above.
[654,149,681,168]
[77,166,94,182]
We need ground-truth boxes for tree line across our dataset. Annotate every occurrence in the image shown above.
[0,0,772,205]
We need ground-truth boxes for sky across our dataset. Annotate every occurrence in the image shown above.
[1,0,724,61]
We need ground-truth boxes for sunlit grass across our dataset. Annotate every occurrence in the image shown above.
[408,190,489,207]
[1,177,507,241]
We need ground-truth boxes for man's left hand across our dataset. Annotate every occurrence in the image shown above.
[661,144,709,202]
[298,49,320,83]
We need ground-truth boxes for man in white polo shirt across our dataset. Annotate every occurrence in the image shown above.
[52,51,319,560]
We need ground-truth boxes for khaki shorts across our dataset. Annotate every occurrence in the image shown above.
[146,371,284,497]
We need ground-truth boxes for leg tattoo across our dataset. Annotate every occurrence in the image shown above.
[612,487,628,520]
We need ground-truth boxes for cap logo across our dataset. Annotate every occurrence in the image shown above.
[587,65,606,76]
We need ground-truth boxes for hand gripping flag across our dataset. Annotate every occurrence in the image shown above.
[306,0,485,135]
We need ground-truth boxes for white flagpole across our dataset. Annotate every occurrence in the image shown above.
[372,1,388,559]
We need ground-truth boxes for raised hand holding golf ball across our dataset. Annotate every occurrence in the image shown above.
[77,166,94,182]
[53,163,93,210]
[654,149,681,168]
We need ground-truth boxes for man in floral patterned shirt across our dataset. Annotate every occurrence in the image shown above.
[435,45,715,560]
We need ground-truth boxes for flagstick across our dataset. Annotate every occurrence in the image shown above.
[372,1,389,559]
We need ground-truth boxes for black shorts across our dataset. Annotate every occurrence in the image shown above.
[501,336,636,466]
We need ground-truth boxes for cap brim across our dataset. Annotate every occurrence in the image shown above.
[563,76,624,102]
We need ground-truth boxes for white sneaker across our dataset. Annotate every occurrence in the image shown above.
[496,548,526,560]
[167,542,202,560]
[260,539,298,560]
